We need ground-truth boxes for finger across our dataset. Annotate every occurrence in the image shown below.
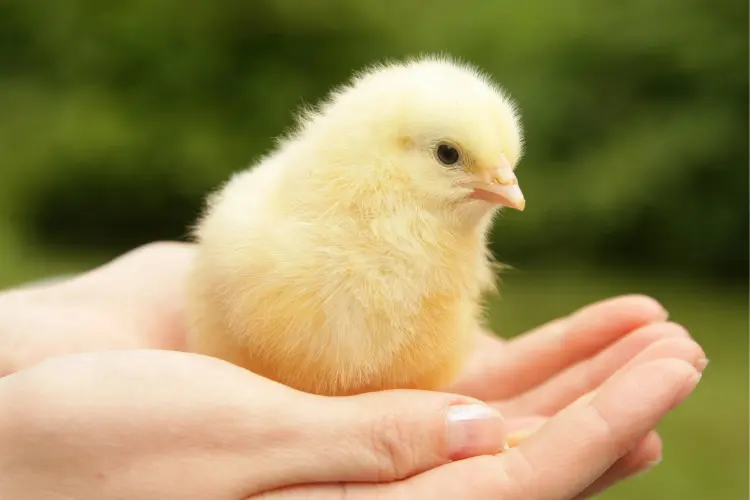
[85,241,195,350]
[499,295,669,393]
[453,295,669,400]
[252,484,354,500]
[504,416,547,434]
[501,359,699,496]
[252,430,662,500]
[575,431,662,499]
[503,422,664,495]
[387,358,701,499]
[1,351,506,498]
[266,389,507,490]
[503,416,547,447]
[562,334,708,412]
[2,242,195,365]
[495,323,704,416]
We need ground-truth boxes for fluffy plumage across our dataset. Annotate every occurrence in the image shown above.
[186,54,526,396]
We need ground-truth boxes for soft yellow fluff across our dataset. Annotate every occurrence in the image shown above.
[186,54,525,396]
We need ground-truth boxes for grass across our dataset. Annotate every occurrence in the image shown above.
[1,241,747,498]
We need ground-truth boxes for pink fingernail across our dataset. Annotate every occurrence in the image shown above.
[446,404,506,461]
[695,358,710,372]
[635,457,662,478]
[672,372,702,409]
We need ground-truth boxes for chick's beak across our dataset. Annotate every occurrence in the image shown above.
[463,155,526,211]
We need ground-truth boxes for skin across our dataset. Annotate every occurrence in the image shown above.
[0,242,707,499]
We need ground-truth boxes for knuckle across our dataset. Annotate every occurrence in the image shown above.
[502,447,538,498]
[583,403,630,458]
[368,411,418,482]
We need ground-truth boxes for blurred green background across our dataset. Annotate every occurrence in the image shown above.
[0,0,747,497]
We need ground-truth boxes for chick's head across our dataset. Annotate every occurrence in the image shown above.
[292,55,526,220]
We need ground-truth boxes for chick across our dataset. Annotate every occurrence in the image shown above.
[186,55,526,397]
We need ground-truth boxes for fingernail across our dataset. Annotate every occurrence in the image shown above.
[446,404,505,460]
[672,372,702,410]
[635,457,662,478]
[695,358,710,372]
[647,457,663,468]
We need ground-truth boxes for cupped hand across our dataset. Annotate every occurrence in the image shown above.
[443,294,707,494]
[0,241,708,498]
[0,348,506,499]
[260,355,701,499]
[0,346,701,500]
[0,242,194,375]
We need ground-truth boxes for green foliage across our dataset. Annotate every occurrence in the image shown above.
[0,0,746,282]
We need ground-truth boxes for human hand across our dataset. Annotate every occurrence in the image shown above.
[0,242,194,375]
[255,353,704,499]
[444,295,707,495]
[0,348,509,499]
[0,242,707,498]
[0,347,701,500]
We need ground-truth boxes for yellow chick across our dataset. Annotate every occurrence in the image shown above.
[185,55,526,397]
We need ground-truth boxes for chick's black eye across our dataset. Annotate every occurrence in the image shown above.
[436,144,460,166]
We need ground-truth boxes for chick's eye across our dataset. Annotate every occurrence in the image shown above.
[436,144,460,166]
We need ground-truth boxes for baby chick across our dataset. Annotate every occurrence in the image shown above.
[186,55,526,397]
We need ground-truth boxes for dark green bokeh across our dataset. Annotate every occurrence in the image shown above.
[0,1,747,497]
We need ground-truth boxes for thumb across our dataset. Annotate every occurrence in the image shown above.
[276,389,507,487]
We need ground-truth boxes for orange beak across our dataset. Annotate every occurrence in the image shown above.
[462,155,526,211]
